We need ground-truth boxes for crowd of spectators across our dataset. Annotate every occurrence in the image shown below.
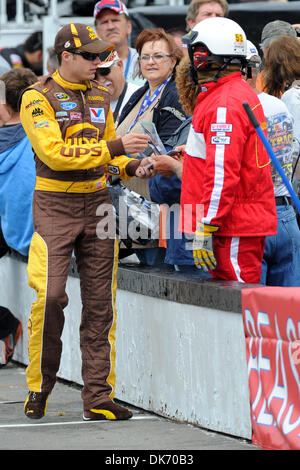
[1,0,300,367]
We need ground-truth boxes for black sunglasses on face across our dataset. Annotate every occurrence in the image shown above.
[96,67,111,76]
[71,51,101,61]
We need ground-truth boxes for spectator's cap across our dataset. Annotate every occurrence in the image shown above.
[98,49,120,68]
[54,22,114,55]
[260,20,296,49]
[93,0,129,19]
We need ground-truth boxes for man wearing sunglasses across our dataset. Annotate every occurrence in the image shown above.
[20,22,152,422]
[96,49,140,121]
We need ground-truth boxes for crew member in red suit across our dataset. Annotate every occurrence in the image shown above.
[180,17,277,283]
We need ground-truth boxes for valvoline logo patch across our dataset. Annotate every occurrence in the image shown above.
[90,107,105,123]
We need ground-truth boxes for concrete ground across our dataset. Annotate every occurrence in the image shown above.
[0,362,259,452]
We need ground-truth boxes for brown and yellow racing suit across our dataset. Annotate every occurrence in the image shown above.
[20,70,139,409]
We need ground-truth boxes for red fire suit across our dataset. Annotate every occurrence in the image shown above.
[180,72,277,282]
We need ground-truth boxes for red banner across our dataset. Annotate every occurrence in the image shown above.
[242,287,300,450]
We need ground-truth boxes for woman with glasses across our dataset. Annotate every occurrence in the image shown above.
[116,28,186,146]
[115,28,187,266]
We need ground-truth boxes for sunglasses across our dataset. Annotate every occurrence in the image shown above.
[96,67,112,76]
[71,51,101,61]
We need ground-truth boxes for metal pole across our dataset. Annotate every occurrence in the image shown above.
[49,0,58,18]
[0,0,7,26]
[15,0,24,25]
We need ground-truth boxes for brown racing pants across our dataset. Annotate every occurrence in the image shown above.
[26,188,118,409]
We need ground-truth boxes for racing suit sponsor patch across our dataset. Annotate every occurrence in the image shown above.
[56,111,68,117]
[70,112,82,120]
[60,102,77,110]
[90,107,105,123]
[54,92,70,101]
[25,99,44,109]
[97,85,108,92]
[32,108,44,118]
[211,123,232,132]
[108,165,120,175]
[211,135,231,145]
[88,95,104,101]
[34,120,49,128]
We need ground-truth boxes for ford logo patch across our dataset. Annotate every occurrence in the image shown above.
[60,102,77,110]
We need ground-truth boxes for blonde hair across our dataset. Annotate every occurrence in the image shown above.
[175,57,240,114]
[175,58,200,115]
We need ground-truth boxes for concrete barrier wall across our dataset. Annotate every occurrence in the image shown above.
[0,252,255,439]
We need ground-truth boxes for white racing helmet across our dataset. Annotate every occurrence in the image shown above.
[245,40,261,77]
[246,40,259,60]
[183,17,247,80]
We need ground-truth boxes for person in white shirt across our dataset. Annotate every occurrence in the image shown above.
[245,41,300,286]
[95,49,140,122]
[93,0,144,86]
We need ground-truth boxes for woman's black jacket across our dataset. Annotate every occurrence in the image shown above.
[117,78,187,145]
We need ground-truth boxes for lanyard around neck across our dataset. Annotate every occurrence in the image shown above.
[124,49,131,80]
[128,76,171,132]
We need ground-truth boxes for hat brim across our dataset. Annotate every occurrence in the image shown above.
[98,60,117,68]
[79,39,114,54]
[95,7,129,18]
[260,36,279,49]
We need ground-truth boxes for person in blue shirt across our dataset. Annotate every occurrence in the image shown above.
[0,68,37,257]
[0,68,35,367]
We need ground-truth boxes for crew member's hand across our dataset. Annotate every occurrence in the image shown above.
[121,133,150,155]
[174,145,186,158]
[193,222,219,271]
[153,155,183,178]
[135,157,156,178]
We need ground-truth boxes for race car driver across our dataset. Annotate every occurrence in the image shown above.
[180,17,277,283]
[20,23,151,421]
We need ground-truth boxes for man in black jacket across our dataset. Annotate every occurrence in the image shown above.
[0,31,43,76]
